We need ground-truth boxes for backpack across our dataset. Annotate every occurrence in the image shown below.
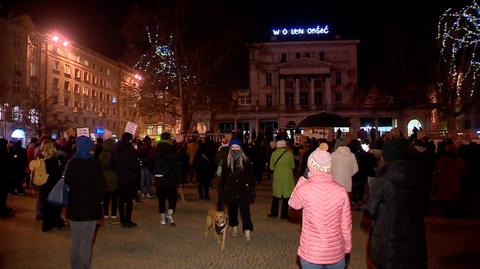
[29,157,49,186]
[152,153,170,181]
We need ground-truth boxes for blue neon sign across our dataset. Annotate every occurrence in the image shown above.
[95,128,105,135]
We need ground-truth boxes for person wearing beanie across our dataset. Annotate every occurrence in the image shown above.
[269,140,295,220]
[289,144,352,268]
[218,139,256,241]
[65,136,105,269]
[365,137,427,269]
[111,132,139,227]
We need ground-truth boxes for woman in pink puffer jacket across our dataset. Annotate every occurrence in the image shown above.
[289,143,352,269]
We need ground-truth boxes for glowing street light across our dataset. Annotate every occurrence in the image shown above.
[134,74,142,80]
[52,35,59,42]
[62,41,69,47]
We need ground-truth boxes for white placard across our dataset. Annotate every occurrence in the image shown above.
[124,122,137,135]
[77,127,90,138]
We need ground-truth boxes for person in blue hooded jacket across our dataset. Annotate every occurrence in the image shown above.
[65,136,105,269]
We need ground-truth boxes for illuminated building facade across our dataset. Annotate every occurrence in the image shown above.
[0,15,142,143]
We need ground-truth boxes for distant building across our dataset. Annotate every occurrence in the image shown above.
[0,15,142,143]
[192,37,432,140]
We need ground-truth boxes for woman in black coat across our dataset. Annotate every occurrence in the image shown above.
[219,138,255,241]
[40,140,65,232]
[366,138,427,269]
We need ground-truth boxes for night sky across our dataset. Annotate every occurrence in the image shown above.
[0,0,471,89]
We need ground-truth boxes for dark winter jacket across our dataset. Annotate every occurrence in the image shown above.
[111,140,139,184]
[194,143,216,182]
[220,160,256,204]
[366,160,427,269]
[40,157,64,197]
[10,146,27,175]
[98,139,118,192]
[65,159,105,221]
[150,141,181,188]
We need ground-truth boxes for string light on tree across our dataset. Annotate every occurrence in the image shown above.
[438,1,480,98]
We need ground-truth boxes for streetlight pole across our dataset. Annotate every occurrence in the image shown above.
[3,103,8,138]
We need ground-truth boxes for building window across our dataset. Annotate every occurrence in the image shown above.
[53,61,60,71]
[303,52,310,58]
[83,87,89,96]
[238,95,251,105]
[64,64,71,75]
[64,81,70,91]
[300,91,309,107]
[299,78,309,90]
[75,68,81,79]
[74,84,80,94]
[75,54,80,62]
[30,63,38,77]
[100,91,104,100]
[64,97,69,107]
[13,76,20,92]
[92,63,96,70]
[29,109,39,124]
[285,91,294,107]
[12,106,22,121]
[84,59,89,66]
[92,89,97,97]
[266,94,272,107]
[107,68,111,75]
[315,91,323,105]
[335,92,342,104]
[295,53,301,59]
[280,53,287,63]
[84,72,90,83]
[266,72,272,86]
[319,51,325,61]
[52,78,59,89]
[335,71,342,85]
[74,100,79,108]
[52,95,58,104]
[31,43,38,55]
[285,79,294,90]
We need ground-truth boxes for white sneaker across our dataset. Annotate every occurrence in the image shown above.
[245,230,251,242]
[166,215,176,227]
[160,213,167,225]
[232,226,238,237]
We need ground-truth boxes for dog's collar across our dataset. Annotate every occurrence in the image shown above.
[215,222,227,234]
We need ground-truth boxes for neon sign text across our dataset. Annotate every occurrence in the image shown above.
[272,25,330,36]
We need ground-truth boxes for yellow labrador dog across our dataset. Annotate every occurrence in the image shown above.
[204,209,228,251]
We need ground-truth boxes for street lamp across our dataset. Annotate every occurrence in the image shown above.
[3,103,8,138]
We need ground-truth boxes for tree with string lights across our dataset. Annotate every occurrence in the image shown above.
[133,26,185,128]
[437,0,480,134]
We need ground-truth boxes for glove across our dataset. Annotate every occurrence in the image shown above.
[345,253,351,267]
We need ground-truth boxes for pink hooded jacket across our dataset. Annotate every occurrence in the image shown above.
[289,152,352,265]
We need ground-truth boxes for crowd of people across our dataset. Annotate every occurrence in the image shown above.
[0,126,479,269]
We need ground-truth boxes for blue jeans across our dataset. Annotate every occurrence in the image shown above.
[300,257,345,269]
[140,168,152,194]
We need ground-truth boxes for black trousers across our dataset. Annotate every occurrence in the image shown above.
[270,196,289,219]
[228,199,253,231]
[157,186,177,214]
[118,182,135,223]
[104,190,119,217]
[197,176,211,199]
[42,202,63,231]
[12,173,25,194]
